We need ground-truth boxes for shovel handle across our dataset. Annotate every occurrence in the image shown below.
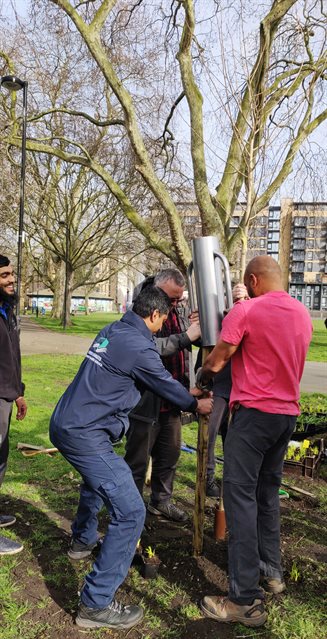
[21,447,58,457]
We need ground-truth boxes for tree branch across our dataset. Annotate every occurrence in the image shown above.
[29,107,125,128]
[177,0,223,238]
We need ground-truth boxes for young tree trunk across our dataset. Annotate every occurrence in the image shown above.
[84,291,90,315]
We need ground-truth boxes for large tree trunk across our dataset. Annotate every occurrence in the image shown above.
[61,266,74,327]
[51,263,65,319]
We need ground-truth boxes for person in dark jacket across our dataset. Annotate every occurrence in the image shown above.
[125,269,201,522]
[0,255,27,556]
[50,285,212,631]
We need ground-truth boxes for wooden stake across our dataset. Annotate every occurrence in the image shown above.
[145,456,152,486]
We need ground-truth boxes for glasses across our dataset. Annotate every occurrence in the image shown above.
[169,296,184,304]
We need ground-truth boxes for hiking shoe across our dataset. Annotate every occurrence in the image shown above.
[68,538,101,560]
[201,596,267,627]
[147,501,188,523]
[0,535,23,555]
[260,576,286,594]
[76,599,144,629]
[0,515,16,528]
[206,478,220,498]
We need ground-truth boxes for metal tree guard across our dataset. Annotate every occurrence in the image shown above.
[187,236,232,555]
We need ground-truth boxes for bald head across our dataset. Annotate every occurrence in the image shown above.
[244,256,283,298]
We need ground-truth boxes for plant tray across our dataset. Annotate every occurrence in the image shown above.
[292,425,327,441]
[283,439,325,479]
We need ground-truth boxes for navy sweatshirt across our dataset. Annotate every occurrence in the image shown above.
[50,310,197,455]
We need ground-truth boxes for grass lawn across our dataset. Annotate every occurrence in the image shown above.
[0,354,326,639]
[307,320,327,362]
[32,312,122,336]
[32,315,326,361]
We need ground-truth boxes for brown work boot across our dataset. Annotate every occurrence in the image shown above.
[201,595,267,627]
[260,576,286,594]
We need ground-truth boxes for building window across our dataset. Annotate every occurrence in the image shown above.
[306,251,313,260]
[293,216,307,226]
[307,262,313,271]
[291,273,304,283]
[309,217,315,225]
[260,239,265,248]
[269,209,280,220]
[306,239,314,248]
[293,239,306,249]
[293,251,305,260]
[293,228,306,238]
[268,231,279,240]
[292,262,304,272]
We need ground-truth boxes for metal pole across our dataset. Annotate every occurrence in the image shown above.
[16,82,28,325]
[62,225,69,330]
[36,265,39,318]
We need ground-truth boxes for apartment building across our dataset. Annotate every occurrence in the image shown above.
[180,199,327,312]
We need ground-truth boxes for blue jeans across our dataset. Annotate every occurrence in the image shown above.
[62,448,146,609]
[223,406,296,605]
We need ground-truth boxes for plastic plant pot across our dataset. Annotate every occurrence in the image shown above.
[141,560,160,579]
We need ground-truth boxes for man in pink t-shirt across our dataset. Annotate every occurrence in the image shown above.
[198,256,312,628]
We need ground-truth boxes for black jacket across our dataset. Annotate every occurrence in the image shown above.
[0,306,24,401]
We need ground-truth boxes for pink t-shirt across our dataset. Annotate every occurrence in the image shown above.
[220,291,312,415]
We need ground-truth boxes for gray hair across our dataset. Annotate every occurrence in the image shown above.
[154,268,185,287]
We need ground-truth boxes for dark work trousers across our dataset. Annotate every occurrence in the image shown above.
[207,396,229,481]
[0,399,13,486]
[125,410,182,505]
[223,406,296,605]
[60,447,146,609]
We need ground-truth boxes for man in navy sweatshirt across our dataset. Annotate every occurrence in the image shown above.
[50,285,212,631]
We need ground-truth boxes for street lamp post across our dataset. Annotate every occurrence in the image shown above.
[59,221,70,330]
[0,75,28,324]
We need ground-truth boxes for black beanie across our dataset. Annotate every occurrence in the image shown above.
[0,255,10,267]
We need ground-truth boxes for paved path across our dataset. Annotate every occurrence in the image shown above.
[300,361,326,394]
[20,317,326,393]
[20,317,92,356]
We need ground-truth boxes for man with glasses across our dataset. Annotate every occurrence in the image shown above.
[124,268,201,522]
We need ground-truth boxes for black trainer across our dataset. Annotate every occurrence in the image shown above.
[147,500,188,523]
[68,538,101,560]
[206,478,220,498]
[76,599,144,629]
[0,515,16,528]
[0,535,23,555]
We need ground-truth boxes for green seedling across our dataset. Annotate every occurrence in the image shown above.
[290,561,301,582]
[145,545,156,559]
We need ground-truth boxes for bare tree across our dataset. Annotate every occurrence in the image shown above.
[1,0,326,275]
[26,154,145,325]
